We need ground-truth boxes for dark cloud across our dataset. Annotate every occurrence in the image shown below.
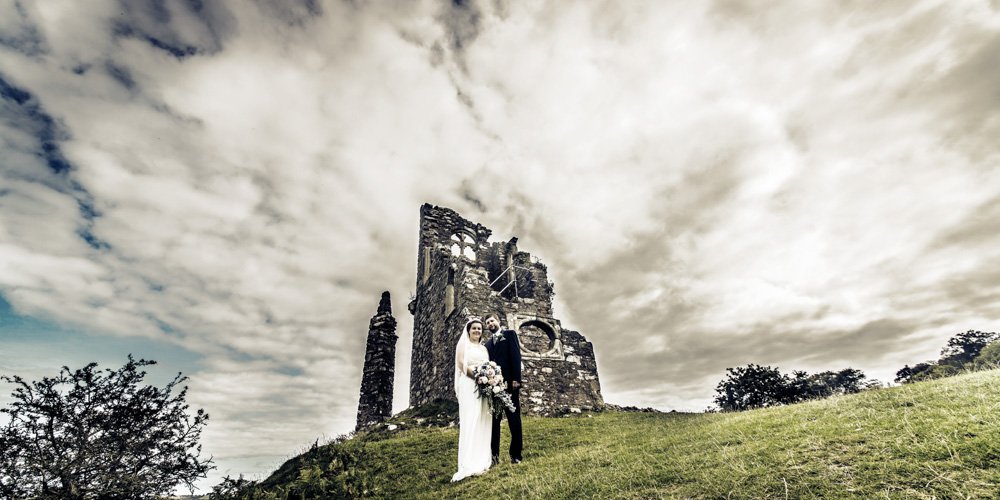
[0,1,48,57]
[835,5,950,82]
[113,0,236,58]
[457,178,487,213]
[428,41,446,66]
[105,62,138,93]
[937,266,1000,316]
[0,75,73,176]
[928,195,1000,252]
[597,315,920,397]
[252,0,323,27]
[438,0,483,55]
[925,34,1000,160]
[0,76,31,106]
[791,318,920,365]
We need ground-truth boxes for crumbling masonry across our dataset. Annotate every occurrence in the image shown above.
[355,292,398,430]
[407,204,603,415]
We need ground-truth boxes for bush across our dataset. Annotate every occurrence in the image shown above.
[895,362,936,384]
[911,363,961,382]
[973,342,1000,369]
[210,438,372,499]
[209,475,267,499]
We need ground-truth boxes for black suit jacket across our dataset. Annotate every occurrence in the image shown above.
[485,329,522,385]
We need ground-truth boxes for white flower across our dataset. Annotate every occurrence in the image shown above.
[492,385,503,394]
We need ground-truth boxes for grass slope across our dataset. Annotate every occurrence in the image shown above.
[257,370,1000,498]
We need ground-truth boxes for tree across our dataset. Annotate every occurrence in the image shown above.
[0,356,213,499]
[713,364,796,411]
[939,330,999,366]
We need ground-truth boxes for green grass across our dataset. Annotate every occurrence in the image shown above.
[245,370,1000,499]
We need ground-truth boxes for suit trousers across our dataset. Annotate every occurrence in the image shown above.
[491,387,522,460]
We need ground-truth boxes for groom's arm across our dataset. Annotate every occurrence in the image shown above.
[506,329,522,384]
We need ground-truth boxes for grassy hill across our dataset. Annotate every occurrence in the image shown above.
[222,370,1000,498]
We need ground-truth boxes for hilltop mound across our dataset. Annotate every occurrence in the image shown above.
[218,370,1000,498]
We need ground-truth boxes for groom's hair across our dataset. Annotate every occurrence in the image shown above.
[485,313,501,322]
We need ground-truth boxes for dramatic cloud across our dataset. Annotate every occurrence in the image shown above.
[1,0,997,490]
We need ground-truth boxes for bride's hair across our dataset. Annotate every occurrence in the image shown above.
[464,317,483,338]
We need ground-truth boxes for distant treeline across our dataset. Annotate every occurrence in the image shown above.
[712,329,1000,412]
[712,365,879,412]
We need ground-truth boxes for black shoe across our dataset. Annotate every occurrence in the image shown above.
[511,458,522,464]
[491,455,500,465]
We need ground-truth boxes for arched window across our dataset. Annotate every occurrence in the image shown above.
[449,231,477,262]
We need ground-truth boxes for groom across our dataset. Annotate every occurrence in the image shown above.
[484,313,523,464]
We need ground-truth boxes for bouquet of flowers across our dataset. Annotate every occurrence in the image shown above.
[473,361,516,416]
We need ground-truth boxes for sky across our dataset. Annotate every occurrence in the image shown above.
[1,0,998,492]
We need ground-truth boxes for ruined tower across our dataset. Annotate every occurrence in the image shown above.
[356,291,397,430]
[408,204,603,415]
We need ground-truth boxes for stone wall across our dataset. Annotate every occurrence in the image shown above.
[521,328,603,414]
[355,292,398,431]
[408,204,603,415]
[409,205,493,406]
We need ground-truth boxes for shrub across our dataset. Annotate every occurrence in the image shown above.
[973,341,1000,369]
[0,356,212,498]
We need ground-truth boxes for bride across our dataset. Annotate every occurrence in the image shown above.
[451,317,493,482]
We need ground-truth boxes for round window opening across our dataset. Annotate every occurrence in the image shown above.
[518,321,556,355]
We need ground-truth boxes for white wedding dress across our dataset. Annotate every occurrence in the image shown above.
[451,322,492,482]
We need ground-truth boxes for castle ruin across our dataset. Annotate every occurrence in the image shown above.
[407,204,603,415]
[355,205,603,422]
[355,292,398,430]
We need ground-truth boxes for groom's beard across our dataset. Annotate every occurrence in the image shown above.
[487,324,499,333]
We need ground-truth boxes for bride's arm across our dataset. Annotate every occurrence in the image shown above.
[455,341,473,378]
